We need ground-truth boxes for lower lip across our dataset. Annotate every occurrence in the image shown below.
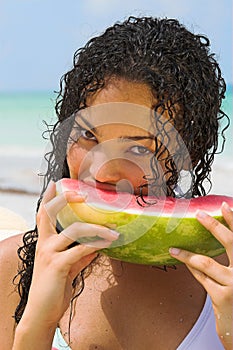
[81,180,147,195]
[83,180,117,192]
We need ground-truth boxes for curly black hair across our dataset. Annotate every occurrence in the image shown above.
[14,16,229,324]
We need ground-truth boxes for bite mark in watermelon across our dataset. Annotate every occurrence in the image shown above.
[56,179,233,265]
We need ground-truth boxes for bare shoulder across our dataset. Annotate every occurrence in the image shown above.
[0,233,24,349]
[0,233,23,283]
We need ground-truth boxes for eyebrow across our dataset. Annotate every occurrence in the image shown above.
[77,115,155,141]
[78,115,97,133]
[118,135,154,141]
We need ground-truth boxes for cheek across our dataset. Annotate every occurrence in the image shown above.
[67,144,88,178]
[123,158,151,183]
[131,157,152,176]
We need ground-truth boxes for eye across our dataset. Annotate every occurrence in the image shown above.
[130,145,151,155]
[80,128,97,141]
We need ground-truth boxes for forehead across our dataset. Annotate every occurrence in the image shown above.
[82,79,158,133]
[87,79,155,107]
[76,102,156,134]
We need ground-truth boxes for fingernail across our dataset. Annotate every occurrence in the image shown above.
[109,230,120,238]
[196,210,208,219]
[169,247,181,256]
[67,190,86,197]
[74,193,88,200]
[64,191,88,203]
[222,201,232,213]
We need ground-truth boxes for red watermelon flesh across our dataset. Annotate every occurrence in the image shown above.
[56,179,233,265]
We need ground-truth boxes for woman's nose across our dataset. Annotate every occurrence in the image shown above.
[89,149,122,183]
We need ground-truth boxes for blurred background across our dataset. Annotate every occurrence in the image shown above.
[0,0,232,226]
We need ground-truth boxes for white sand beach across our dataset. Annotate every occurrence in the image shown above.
[0,149,42,229]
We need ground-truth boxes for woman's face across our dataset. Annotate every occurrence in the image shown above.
[67,79,169,195]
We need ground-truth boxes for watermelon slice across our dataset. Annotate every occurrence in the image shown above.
[56,179,233,265]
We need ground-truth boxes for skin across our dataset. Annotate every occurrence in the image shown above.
[67,79,165,196]
[0,79,232,350]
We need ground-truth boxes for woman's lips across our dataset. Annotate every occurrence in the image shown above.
[81,179,147,195]
[83,180,117,192]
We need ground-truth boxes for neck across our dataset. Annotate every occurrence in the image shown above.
[99,257,206,302]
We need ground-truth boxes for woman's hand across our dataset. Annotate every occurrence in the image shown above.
[13,181,119,349]
[169,201,233,350]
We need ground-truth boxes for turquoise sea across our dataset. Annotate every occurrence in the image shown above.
[0,87,232,195]
[0,91,57,151]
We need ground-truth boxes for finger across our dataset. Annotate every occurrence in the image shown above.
[222,202,233,231]
[186,264,223,298]
[169,248,231,286]
[196,210,233,265]
[82,239,116,248]
[41,181,56,205]
[44,191,86,226]
[55,222,119,250]
[37,180,57,229]
[50,245,99,277]
[37,181,58,239]
[69,252,98,281]
[61,244,101,272]
[38,183,86,239]
[61,222,119,241]
[62,241,110,266]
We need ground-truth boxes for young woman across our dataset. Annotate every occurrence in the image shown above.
[0,16,232,350]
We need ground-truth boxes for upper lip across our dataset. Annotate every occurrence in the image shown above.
[83,180,117,192]
[81,179,147,194]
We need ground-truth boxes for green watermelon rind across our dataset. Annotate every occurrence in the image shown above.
[57,202,225,266]
[101,216,225,265]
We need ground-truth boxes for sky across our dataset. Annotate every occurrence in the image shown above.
[0,0,232,91]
